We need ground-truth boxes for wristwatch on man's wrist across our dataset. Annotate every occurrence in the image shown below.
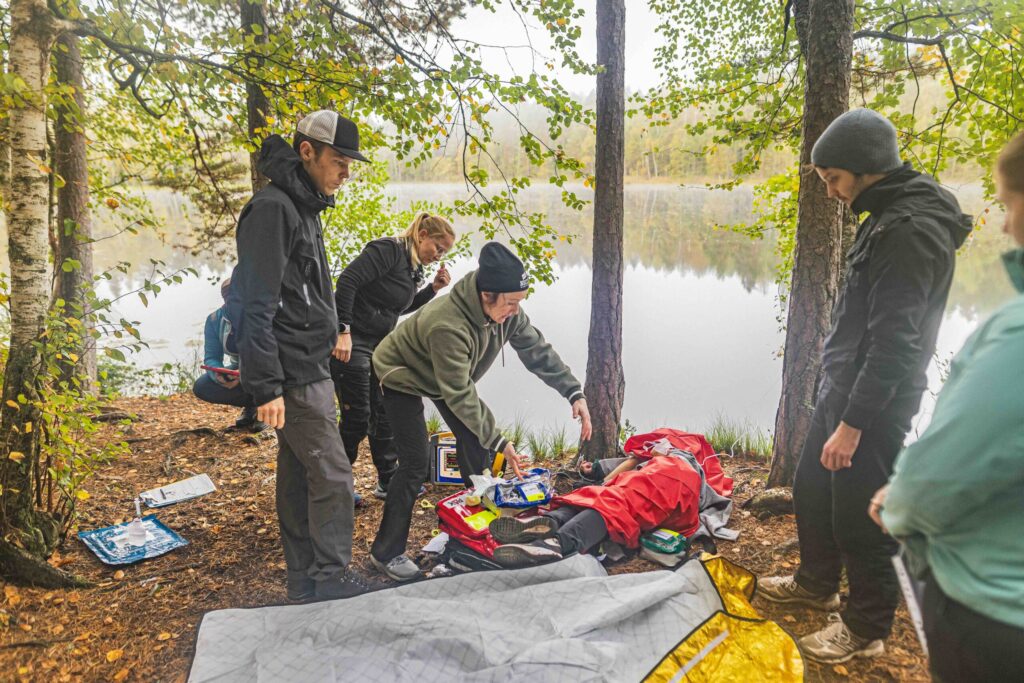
[339,323,351,334]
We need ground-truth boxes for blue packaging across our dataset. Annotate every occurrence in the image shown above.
[77,515,188,565]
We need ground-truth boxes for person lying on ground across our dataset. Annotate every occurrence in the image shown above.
[191,277,267,432]
[368,242,592,582]
[490,451,701,568]
[868,131,1024,683]
[331,213,454,508]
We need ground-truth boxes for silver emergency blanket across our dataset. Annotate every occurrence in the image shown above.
[188,555,728,682]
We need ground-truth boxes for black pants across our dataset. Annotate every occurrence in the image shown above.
[330,334,398,485]
[546,506,608,555]
[793,385,916,641]
[192,373,252,408]
[923,575,1024,682]
[372,388,494,561]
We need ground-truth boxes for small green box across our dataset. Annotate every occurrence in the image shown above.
[640,527,689,555]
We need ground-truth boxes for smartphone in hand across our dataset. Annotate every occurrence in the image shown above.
[201,365,240,378]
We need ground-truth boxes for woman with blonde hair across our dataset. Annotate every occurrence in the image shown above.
[331,213,455,504]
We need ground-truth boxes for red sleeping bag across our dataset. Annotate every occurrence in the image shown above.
[551,455,702,548]
[623,428,733,497]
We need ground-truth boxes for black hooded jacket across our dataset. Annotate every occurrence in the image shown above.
[230,135,339,406]
[822,163,973,430]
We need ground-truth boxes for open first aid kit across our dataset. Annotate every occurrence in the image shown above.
[493,468,553,509]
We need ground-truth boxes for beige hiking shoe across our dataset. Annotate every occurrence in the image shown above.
[758,575,841,611]
[798,614,885,664]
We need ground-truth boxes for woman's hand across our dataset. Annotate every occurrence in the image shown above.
[332,333,352,363]
[432,263,451,292]
[572,398,592,441]
[503,441,525,479]
[869,484,889,533]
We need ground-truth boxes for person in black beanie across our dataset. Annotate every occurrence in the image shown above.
[758,108,972,663]
[367,241,592,582]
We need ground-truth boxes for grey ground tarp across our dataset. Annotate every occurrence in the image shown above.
[188,555,734,682]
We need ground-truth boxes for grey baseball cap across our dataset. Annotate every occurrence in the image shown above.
[296,110,370,162]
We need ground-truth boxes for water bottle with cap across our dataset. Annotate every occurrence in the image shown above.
[126,498,147,547]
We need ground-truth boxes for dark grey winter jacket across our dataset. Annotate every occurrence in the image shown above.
[822,163,972,429]
[230,135,339,406]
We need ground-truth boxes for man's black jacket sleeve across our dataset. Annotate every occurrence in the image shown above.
[236,199,291,406]
[843,221,949,429]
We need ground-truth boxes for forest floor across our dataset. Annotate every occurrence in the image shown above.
[0,394,930,682]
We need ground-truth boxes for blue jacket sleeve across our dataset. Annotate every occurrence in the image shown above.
[203,309,225,378]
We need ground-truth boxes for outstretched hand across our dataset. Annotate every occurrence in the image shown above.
[572,398,592,441]
[503,441,525,479]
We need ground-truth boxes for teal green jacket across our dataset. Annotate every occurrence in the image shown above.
[372,271,584,452]
[881,248,1024,629]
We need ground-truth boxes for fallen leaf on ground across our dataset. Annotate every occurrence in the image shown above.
[157,632,172,641]
[113,667,130,681]
[113,570,125,580]
[4,585,21,606]
[782,615,796,623]
[19,623,32,632]
[106,648,123,662]
[833,664,849,676]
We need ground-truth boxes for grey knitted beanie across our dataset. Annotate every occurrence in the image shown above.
[811,108,902,174]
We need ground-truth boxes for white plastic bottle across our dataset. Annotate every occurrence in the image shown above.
[127,498,147,547]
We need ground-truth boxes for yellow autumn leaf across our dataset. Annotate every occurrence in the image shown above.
[5,400,19,410]
[113,570,125,580]
[24,422,31,433]
[8,452,25,463]
[105,197,120,210]
[156,632,172,641]
[113,668,130,682]
[395,53,404,65]
[106,648,123,662]
[75,489,90,501]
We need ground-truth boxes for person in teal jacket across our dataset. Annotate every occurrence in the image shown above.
[872,131,1024,682]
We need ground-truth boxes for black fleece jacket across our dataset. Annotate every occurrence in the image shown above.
[822,164,972,430]
[334,237,436,338]
[230,136,339,406]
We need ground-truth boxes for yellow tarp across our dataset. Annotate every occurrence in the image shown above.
[644,555,804,682]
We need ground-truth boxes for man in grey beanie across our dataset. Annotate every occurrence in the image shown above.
[759,108,973,663]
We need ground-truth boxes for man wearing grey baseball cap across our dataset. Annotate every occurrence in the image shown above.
[229,111,379,601]
[759,108,972,663]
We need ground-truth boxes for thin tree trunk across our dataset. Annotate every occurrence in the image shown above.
[767,0,854,488]
[240,0,270,192]
[0,44,9,214]
[55,32,97,392]
[581,0,626,461]
[2,0,61,570]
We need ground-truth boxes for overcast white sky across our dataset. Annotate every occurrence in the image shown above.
[448,1,664,96]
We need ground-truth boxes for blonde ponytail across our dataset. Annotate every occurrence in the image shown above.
[401,213,455,267]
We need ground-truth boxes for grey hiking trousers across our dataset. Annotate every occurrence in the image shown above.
[275,379,354,583]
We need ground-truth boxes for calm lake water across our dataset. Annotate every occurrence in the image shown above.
[2,182,1013,440]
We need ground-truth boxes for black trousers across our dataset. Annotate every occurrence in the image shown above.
[546,506,608,555]
[330,333,398,485]
[372,387,497,561]
[793,384,916,641]
[923,575,1024,682]
[192,373,252,408]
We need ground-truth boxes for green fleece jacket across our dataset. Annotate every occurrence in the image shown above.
[881,248,1024,629]
[372,271,584,452]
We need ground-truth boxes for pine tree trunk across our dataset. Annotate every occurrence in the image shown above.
[55,32,97,392]
[767,0,854,488]
[240,0,270,192]
[0,0,74,583]
[0,44,9,212]
[581,0,626,461]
